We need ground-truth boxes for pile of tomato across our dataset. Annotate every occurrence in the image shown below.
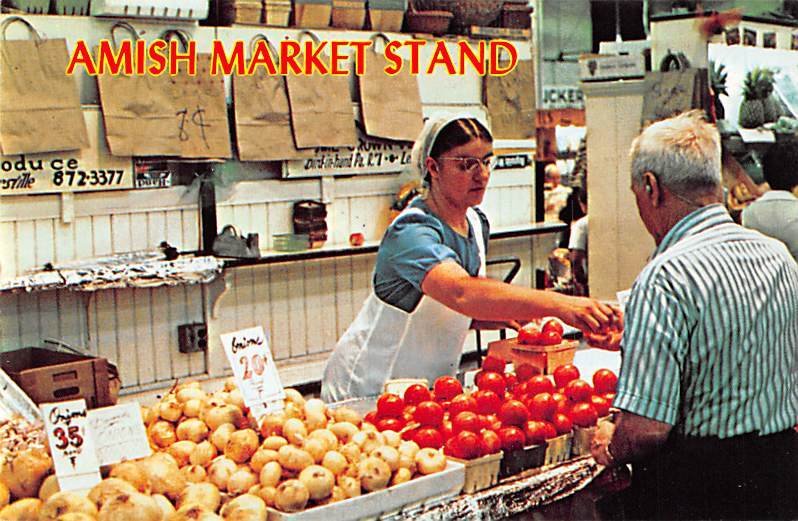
[363,358,619,461]
[517,318,565,346]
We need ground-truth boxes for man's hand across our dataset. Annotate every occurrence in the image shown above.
[591,421,617,466]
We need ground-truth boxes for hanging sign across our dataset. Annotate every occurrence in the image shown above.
[541,86,585,110]
[221,326,286,419]
[283,134,413,178]
[40,399,101,492]
[87,402,152,466]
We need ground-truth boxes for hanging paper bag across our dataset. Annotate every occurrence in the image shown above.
[484,51,536,140]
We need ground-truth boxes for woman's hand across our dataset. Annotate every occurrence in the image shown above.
[554,294,616,334]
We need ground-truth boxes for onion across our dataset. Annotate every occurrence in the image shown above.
[168,440,198,467]
[203,404,243,433]
[254,485,277,507]
[224,430,258,464]
[260,436,288,451]
[176,387,206,404]
[282,419,307,446]
[258,412,286,437]
[158,398,183,423]
[189,441,217,468]
[225,389,245,410]
[258,461,282,488]
[151,494,175,519]
[39,492,97,521]
[370,446,400,472]
[97,492,161,521]
[177,482,221,512]
[88,478,137,509]
[298,465,334,501]
[54,513,95,521]
[170,504,223,521]
[331,407,362,425]
[141,406,157,426]
[308,429,339,451]
[183,399,203,419]
[226,467,258,496]
[0,481,8,508]
[0,497,42,521]
[382,430,401,448]
[220,494,266,520]
[302,438,327,463]
[248,449,278,473]
[223,378,238,392]
[0,448,53,498]
[177,419,209,444]
[37,474,59,501]
[210,424,236,452]
[148,420,177,448]
[109,461,151,494]
[207,457,237,491]
[321,451,348,476]
[283,403,304,421]
[283,389,305,407]
[274,480,309,513]
[180,465,207,483]
[140,454,186,500]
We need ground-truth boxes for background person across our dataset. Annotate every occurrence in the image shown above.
[568,187,589,296]
[321,115,617,402]
[591,111,798,520]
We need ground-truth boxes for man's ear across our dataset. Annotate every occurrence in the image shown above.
[643,172,661,207]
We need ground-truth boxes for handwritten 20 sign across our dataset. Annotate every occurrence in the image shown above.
[221,326,286,415]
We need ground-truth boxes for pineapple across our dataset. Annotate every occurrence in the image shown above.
[739,68,765,128]
[710,61,728,120]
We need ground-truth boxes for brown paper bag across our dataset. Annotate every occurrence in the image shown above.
[484,56,536,140]
[163,30,231,159]
[97,22,182,157]
[0,17,89,155]
[233,36,313,161]
[286,31,357,148]
[359,34,423,142]
[641,68,709,126]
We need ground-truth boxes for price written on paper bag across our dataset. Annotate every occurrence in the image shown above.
[221,326,286,419]
[87,402,152,466]
[40,399,101,492]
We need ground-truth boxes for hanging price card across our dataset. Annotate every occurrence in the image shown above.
[87,402,152,466]
[221,326,286,419]
[40,399,101,492]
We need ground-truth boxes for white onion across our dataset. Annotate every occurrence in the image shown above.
[109,460,152,494]
[210,424,237,452]
[97,492,161,521]
[168,440,198,467]
[177,482,221,512]
[189,441,218,467]
[226,467,258,496]
[38,491,97,521]
[180,464,208,483]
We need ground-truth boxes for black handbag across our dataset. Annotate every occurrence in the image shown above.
[212,225,260,259]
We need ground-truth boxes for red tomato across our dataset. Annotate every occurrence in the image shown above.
[433,376,463,401]
[403,384,432,406]
[376,417,405,432]
[564,379,594,403]
[552,393,570,415]
[542,319,565,337]
[590,395,611,417]
[498,426,526,452]
[524,420,558,445]
[443,437,461,458]
[414,401,444,427]
[514,363,538,382]
[517,325,542,345]
[451,431,482,459]
[553,364,581,388]
[449,394,478,417]
[476,372,507,396]
[476,414,492,431]
[363,410,378,426]
[482,355,506,373]
[570,403,599,427]
[603,392,616,403]
[414,427,443,449]
[498,400,529,427]
[540,330,562,345]
[376,393,404,418]
[526,375,555,396]
[440,420,454,440]
[551,412,573,435]
[452,411,481,434]
[592,369,619,394]
[402,405,416,423]
[438,400,452,411]
[526,392,556,421]
[504,373,518,392]
[479,429,502,455]
[401,426,418,441]
[473,390,502,415]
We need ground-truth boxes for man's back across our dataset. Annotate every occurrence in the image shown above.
[742,190,798,261]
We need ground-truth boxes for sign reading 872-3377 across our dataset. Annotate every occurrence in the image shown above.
[0,153,132,195]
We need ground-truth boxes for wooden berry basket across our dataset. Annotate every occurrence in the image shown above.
[544,433,573,466]
[449,451,503,493]
[487,338,578,375]
[572,416,613,457]
[499,443,546,478]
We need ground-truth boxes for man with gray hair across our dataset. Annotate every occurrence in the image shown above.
[591,111,798,520]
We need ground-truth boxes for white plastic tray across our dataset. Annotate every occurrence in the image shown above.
[266,460,465,521]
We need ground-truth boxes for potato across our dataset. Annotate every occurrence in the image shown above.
[328,422,359,444]
[259,461,282,488]
[415,448,446,475]
[0,498,42,521]
[298,465,334,501]
[151,494,175,519]
[336,476,361,499]
[302,438,327,464]
[208,457,237,492]
[282,419,307,446]
[391,467,413,486]
[274,480,309,513]
[321,451,348,476]
[331,407,362,426]
[277,446,313,472]
[357,457,391,492]
[371,446,400,472]
[261,436,288,451]
[248,449,278,473]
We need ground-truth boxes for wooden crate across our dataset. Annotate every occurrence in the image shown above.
[488,338,577,375]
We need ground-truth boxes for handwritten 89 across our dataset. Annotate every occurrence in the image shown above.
[52,425,83,450]
[239,352,267,380]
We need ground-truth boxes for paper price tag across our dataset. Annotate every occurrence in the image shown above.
[40,399,101,492]
[221,326,286,419]
[87,402,152,466]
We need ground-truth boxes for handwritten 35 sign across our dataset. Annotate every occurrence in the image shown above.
[40,399,102,492]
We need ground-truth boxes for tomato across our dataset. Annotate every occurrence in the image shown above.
[514,363,538,382]
[376,417,405,432]
[526,375,555,396]
[551,412,573,435]
[526,392,556,421]
[524,420,557,445]
[482,355,506,373]
[553,364,581,388]
[452,411,481,434]
[504,373,518,392]
[414,401,444,427]
[476,372,507,396]
[376,393,404,418]
[433,376,463,401]
[479,429,502,455]
[414,427,443,449]
[592,369,618,394]
[542,319,565,337]
[401,426,418,441]
[540,330,563,345]
[517,325,542,345]
[570,402,599,427]
[603,392,617,403]
[438,400,452,411]
[451,430,482,459]
[498,400,529,427]
[552,392,570,415]
[402,405,416,423]
[443,437,461,458]
[440,420,454,440]
[590,395,611,417]
[403,384,432,406]
[448,394,478,417]
[498,426,526,452]
[473,390,502,415]
[363,410,378,426]
[564,379,594,403]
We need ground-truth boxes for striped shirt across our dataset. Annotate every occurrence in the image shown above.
[616,204,798,438]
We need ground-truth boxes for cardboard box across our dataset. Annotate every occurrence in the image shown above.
[0,348,112,409]
[579,54,646,82]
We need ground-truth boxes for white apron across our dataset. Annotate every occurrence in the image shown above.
[321,207,486,402]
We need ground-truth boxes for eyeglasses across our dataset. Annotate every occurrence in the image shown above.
[437,156,497,174]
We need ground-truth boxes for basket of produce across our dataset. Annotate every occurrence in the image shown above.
[405,1,453,35]
[544,432,573,466]
[414,0,501,29]
[448,451,502,493]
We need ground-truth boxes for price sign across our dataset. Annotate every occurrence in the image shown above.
[87,402,151,466]
[221,326,286,419]
[40,399,101,492]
